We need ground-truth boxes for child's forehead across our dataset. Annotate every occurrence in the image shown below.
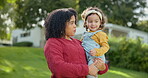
[87,14,100,19]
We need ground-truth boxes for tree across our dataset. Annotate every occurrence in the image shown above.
[79,0,147,29]
[14,0,77,30]
[0,0,16,40]
[1,0,78,39]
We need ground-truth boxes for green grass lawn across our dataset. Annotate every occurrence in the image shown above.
[0,47,148,78]
[100,67,148,78]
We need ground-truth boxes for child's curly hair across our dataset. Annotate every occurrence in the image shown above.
[81,7,107,31]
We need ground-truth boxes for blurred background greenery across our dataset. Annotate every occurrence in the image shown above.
[0,0,148,39]
[0,0,148,78]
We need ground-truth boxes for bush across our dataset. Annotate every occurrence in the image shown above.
[106,37,148,73]
[13,41,33,47]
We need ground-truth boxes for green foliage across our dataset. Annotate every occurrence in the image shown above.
[0,0,16,9]
[14,0,77,30]
[0,0,6,9]
[0,0,16,40]
[107,37,148,73]
[0,27,7,40]
[1,0,148,40]
[13,41,33,47]
[1,0,77,39]
[136,20,148,32]
[79,0,147,28]
[0,4,8,39]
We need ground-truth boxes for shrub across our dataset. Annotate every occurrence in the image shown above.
[13,41,33,47]
[106,37,148,73]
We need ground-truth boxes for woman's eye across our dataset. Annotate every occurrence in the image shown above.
[71,22,74,24]
[68,21,73,25]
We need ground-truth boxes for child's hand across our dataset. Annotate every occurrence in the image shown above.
[90,49,97,56]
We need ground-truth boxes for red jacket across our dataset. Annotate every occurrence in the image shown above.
[44,38,108,78]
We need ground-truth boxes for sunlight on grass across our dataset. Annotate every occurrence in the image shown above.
[109,70,131,78]
[22,66,36,71]
[0,65,13,73]
[0,47,147,78]
[0,59,14,73]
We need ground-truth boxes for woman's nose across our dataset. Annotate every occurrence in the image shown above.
[74,24,76,28]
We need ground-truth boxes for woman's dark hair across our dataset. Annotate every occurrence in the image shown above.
[44,8,77,40]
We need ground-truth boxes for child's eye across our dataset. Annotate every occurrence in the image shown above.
[88,21,93,23]
[95,21,98,23]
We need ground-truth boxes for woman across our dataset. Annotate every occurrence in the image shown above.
[44,8,108,78]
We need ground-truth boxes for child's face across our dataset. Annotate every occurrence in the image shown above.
[65,15,76,38]
[86,14,101,31]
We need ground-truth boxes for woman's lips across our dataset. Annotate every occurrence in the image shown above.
[74,29,76,32]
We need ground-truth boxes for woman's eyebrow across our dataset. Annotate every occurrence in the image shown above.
[69,21,75,22]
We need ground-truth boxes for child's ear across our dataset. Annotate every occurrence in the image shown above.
[84,21,88,31]
[84,21,87,28]
[100,21,103,24]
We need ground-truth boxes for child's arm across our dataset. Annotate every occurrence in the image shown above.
[91,31,110,56]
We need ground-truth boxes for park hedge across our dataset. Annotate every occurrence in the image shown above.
[13,41,33,47]
[106,37,148,73]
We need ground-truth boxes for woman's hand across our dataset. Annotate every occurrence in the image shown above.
[94,58,106,71]
[88,61,98,76]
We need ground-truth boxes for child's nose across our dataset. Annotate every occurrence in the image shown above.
[92,22,95,25]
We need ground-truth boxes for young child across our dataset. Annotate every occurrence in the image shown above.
[81,7,110,78]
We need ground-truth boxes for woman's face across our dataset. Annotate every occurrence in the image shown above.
[86,14,101,31]
[65,15,76,39]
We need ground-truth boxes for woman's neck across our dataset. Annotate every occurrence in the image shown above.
[64,36,72,40]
